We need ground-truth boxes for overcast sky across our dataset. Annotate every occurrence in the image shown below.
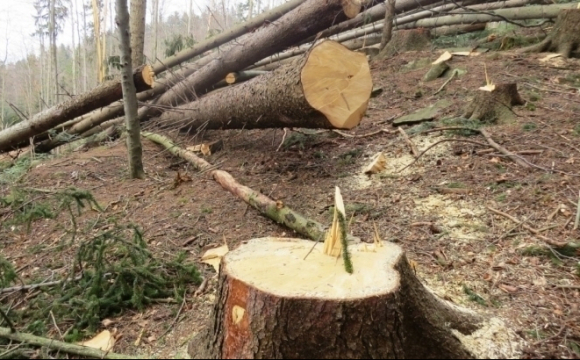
[0,0,212,64]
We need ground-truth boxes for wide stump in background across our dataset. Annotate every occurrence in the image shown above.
[188,237,525,359]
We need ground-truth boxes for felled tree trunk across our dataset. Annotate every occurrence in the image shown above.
[157,41,372,131]
[140,0,366,121]
[0,65,154,152]
[189,237,523,359]
[519,8,580,58]
[462,83,525,123]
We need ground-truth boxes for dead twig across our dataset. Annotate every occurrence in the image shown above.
[193,277,209,297]
[398,127,419,158]
[574,190,580,231]
[158,295,187,341]
[479,128,530,169]
[276,128,289,152]
[486,206,569,248]
[396,138,488,173]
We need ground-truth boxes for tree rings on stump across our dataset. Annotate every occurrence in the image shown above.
[188,237,524,359]
[462,83,525,123]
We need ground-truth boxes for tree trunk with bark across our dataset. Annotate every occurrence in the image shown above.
[519,8,580,58]
[462,83,525,123]
[379,0,396,52]
[0,65,153,152]
[49,0,58,104]
[141,0,366,121]
[129,0,147,68]
[116,0,144,178]
[156,41,372,132]
[188,237,523,359]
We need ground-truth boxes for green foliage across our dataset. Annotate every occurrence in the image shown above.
[0,255,17,289]
[439,117,483,136]
[574,123,580,137]
[463,285,486,306]
[338,148,363,166]
[23,224,201,335]
[164,34,196,58]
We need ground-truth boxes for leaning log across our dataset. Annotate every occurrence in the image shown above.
[188,237,524,359]
[157,41,372,132]
[140,0,370,121]
[0,65,154,152]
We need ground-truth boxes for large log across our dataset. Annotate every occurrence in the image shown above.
[0,65,153,152]
[157,41,372,132]
[189,237,523,359]
[140,0,370,121]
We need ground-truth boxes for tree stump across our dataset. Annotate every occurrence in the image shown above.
[188,237,524,359]
[519,9,580,58]
[377,29,431,58]
[462,83,525,123]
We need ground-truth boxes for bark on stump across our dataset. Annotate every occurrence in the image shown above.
[462,83,525,123]
[188,237,523,359]
[157,41,372,132]
[378,29,431,58]
[519,9,580,58]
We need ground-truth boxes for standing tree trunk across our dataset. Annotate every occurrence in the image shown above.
[49,0,59,105]
[70,0,77,95]
[152,0,159,61]
[91,0,104,83]
[130,0,147,68]
[116,0,144,178]
[379,0,396,52]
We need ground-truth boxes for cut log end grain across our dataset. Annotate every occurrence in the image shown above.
[341,0,362,18]
[141,64,155,87]
[226,238,401,299]
[301,41,373,129]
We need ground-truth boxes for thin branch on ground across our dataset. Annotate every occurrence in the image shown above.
[398,127,419,158]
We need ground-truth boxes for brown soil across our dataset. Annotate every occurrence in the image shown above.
[1,48,580,359]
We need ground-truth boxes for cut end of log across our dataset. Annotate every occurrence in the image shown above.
[301,41,373,130]
[225,72,237,84]
[341,0,362,18]
[141,65,155,87]
[225,237,402,299]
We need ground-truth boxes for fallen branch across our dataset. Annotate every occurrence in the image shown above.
[486,206,572,248]
[142,132,347,243]
[398,127,419,158]
[574,190,580,231]
[479,128,530,169]
[396,138,489,173]
[0,326,129,359]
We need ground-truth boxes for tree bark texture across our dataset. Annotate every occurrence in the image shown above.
[462,83,525,123]
[188,238,523,359]
[379,0,396,52]
[129,0,147,68]
[0,65,153,153]
[519,8,580,58]
[156,41,372,132]
[116,0,144,178]
[142,0,364,121]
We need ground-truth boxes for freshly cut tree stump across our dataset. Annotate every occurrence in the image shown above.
[519,9,580,58]
[462,83,525,123]
[157,40,372,131]
[189,237,524,359]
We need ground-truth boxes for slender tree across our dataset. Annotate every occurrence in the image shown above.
[116,0,144,178]
[130,0,147,68]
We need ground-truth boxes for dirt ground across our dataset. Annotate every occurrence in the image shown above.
[1,39,580,358]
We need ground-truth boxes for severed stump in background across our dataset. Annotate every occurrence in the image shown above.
[156,40,373,132]
[188,237,524,359]
[462,83,525,123]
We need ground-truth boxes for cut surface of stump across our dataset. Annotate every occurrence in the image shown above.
[520,9,580,58]
[462,83,525,123]
[188,237,524,359]
[157,40,372,132]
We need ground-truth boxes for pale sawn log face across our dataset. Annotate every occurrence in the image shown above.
[190,238,482,359]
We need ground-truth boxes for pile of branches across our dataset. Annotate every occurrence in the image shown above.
[0,0,576,155]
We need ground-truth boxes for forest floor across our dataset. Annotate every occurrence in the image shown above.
[1,32,580,359]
